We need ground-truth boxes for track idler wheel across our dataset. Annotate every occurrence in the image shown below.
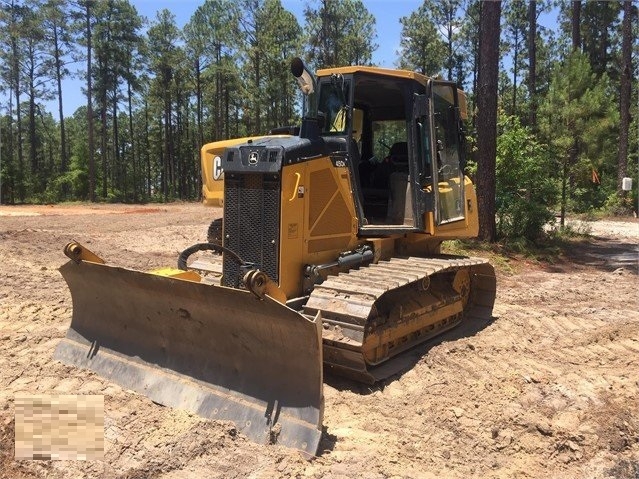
[452,268,471,310]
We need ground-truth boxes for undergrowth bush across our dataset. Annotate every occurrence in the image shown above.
[495,116,557,240]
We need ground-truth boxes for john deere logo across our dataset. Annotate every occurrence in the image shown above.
[248,151,259,165]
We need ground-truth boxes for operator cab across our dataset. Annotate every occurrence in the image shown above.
[314,66,467,234]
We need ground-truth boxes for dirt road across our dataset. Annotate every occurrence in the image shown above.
[1,203,637,478]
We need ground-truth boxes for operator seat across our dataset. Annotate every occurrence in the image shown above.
[388,141,408,172]
[372,141,408,189]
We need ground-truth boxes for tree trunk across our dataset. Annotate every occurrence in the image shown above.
[127,78,138,202]
[617,0,632,201]
[512,28,518,118]
[163,85,173,200]
[476,0,501,242]
[175,89,183,199]
[86,1,96,202]
[254,51,261,134]
[527,1,537,129]
[9,1,25,202]
[447,21,453,81]
[112,86,120,198]
[160,114,166,200]
[53,20,68,197]
[28,84,36,175]
[145,99,151,199]
[568,1,581,215]
[28,54,40,191]
[6,91,16,204]
[225,79,230,139]
[215,44,222,139]
[571,1,581,51]
[560,160,568,228]
[195,58,203,147]
[471,1,482,129]
[101,98,107,199]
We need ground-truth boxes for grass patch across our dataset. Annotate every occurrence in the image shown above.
[547,221,593,237]
[441,239,517,275]
[441,227,593,275]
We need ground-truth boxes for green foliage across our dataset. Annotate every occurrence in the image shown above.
[603,190,637,217]
[501,0,528,119]
[61,166,89,200]
[254,0,303,129]
[538,51,618,220]
[397,2,446,76]
[412,0,464,83]
[304,0,377,68]
[582,1,621,79]
[495,115,557,240]
[184,0,240,142]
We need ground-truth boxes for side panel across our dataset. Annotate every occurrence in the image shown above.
[305,158,358,254]
[419,176,478,238]
[279,163,307,298]
[279,157,360,298]
[201,144,224,206]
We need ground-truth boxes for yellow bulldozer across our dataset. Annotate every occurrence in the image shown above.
[55,58,496,456]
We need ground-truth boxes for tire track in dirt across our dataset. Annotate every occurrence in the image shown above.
[1,205,638,479]
[389,265,639,478]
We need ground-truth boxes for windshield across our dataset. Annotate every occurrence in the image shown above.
[317,80,351,134]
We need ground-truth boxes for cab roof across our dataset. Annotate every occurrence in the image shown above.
[316,65,430,86]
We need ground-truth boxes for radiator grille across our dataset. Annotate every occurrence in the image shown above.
[223,174,280,288]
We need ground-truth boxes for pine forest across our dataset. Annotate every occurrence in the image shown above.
[0,0,636,242]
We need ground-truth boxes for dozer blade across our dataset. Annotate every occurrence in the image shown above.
[55,258,324,456]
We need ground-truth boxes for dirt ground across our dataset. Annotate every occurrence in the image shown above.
[0,202,637,479]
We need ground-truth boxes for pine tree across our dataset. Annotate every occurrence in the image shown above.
[183,0,240,144]
[539,52,617,224]
[397,2,446,76]
[42,0,76,197]
[147,9,183,200]
[617,1,633,201]
[304,0,377,69]
[476,0,501,242]
[503,0,527,118]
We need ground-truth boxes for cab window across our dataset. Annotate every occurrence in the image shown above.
[433,83,464,224]
[318,81,351,134]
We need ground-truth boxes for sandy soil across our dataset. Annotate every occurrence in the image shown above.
[1,202,637,479]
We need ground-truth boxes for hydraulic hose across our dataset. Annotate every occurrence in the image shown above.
[177,242,245,271]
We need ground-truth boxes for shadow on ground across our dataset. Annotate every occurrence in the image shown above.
[549,236,639,274]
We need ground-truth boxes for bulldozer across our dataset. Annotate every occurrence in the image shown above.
[55,58,496,456]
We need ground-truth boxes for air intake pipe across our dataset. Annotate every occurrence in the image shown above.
[291,57,321,140]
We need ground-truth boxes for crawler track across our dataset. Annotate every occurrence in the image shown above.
[304,256,496,383]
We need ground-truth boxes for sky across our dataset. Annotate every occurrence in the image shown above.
[41,0,423,115]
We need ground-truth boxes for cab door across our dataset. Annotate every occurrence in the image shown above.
[411,80,466,231]
[431,81,465,225]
